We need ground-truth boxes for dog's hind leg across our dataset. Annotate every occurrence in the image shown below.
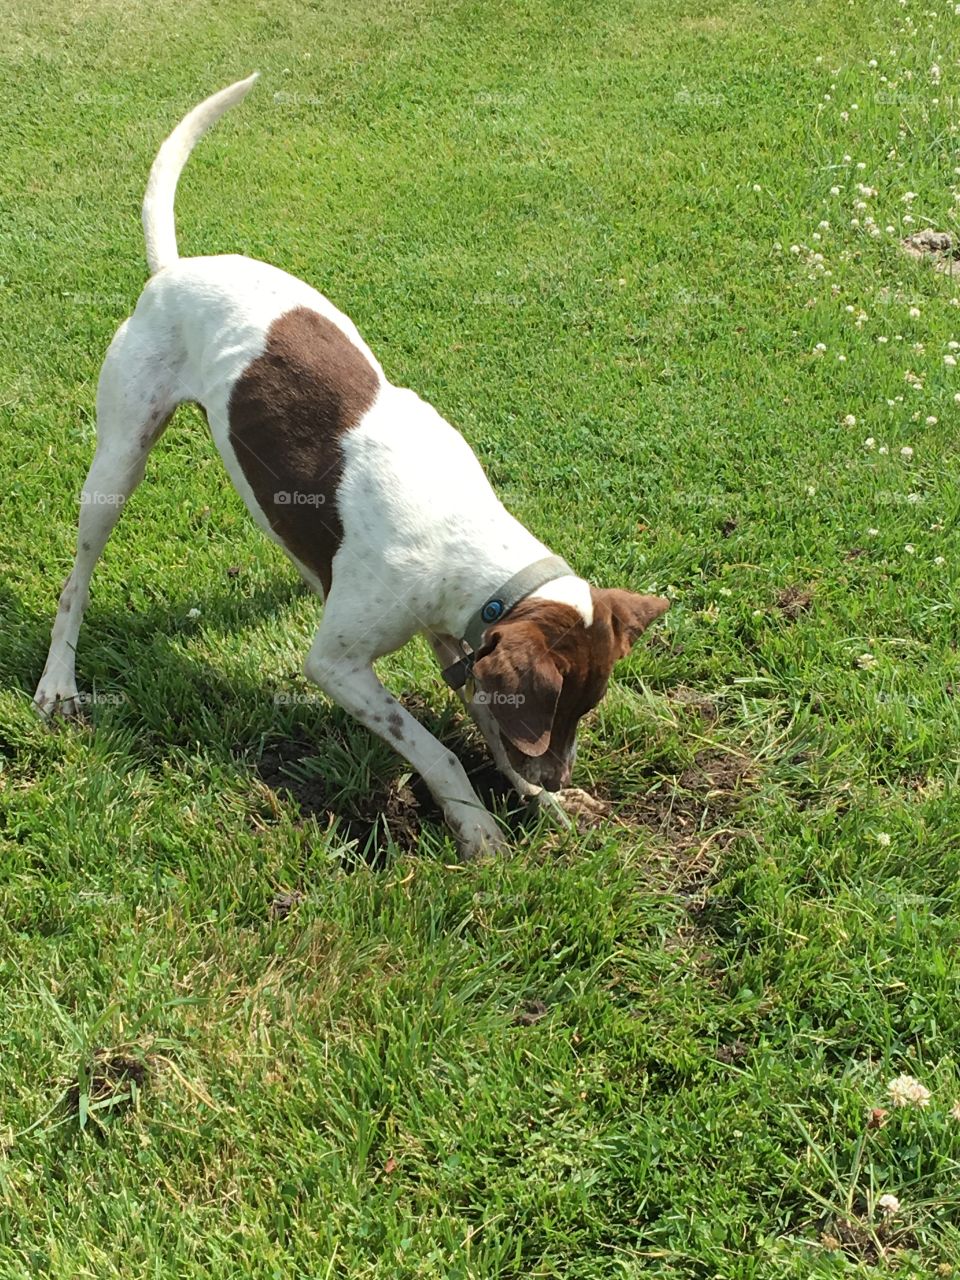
[34,318,177,716]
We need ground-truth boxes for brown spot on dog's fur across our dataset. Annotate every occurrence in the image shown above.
[386,711,405,741]
[228,307,380,595]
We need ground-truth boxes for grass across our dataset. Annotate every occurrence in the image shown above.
[2,0,960,1273]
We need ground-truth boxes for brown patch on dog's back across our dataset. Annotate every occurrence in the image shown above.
[228,307,380,594]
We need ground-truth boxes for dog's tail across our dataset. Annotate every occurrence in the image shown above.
[142,72,259,276]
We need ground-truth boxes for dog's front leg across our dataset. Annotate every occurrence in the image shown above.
[305,638,506,860]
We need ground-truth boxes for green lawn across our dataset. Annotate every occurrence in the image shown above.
[2,0,960,1274]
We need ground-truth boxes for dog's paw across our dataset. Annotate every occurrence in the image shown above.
[447,805,508,861]
[33,679,81,720]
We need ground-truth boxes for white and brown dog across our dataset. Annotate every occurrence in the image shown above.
[34,75,670,859]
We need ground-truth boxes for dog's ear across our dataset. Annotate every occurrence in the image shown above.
[471,625,562,757]
[593,589,671,659]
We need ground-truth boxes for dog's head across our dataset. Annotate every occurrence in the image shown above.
[469,588,670,791]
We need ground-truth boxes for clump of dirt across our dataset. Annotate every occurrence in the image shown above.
[775,584,814,620]
[819,1212,917,1265]
[716,1039,747,1064]
[514,999,549,1026]
[901,228,960,273]
[269,889,304,920]
[669,685,719,725]
[65,1050,147,1118]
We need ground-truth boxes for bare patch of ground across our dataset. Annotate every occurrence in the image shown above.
[775,584,814,620]
[900,228,960,274]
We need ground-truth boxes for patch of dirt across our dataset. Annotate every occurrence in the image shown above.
[65,1050,147,1118]
[613,748,755,894]
[669,685,719,725]
[514,999,549,1026]
[715,1039,747,1064]
[269,889,304,920]
[901,228,960,274]
[819,1212,917,1265]
[775,585,814,620]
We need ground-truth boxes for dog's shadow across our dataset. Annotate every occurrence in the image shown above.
[2,576,529,864]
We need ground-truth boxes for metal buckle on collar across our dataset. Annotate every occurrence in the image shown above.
[441,653,474,691]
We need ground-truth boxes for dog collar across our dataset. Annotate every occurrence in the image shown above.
[441,555,574,691]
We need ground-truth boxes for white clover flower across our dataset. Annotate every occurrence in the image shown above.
[876,831,892,845]
[879,446,889,455]
[901,445,915,459]
[950,1100,960,1121]
[886,225,896,234]
[840,111,850,122]
[877,1194,901,1216]
[819,219,830,229]
[790,244,801,255]
[877,335,888,344]
[814,342,827,353]
[856,162,866,171]
[830,185,841,196]
[187,607,201,619]
[905,543,915,554]
[868,527,879,536]
[946,355,957,366]
[837,353,846,362]
[904,214,915,225]
[868,58,878,68]
[909,306,921,318]
[864,437,876,448]
[925,416,937,425]
[753,183,762,193]
[949,341,959,350]
[805,484,817,497]
[887,1074,930,1107]
[858,653,878,668]
[935,556,946,566]
[843,414,857,426]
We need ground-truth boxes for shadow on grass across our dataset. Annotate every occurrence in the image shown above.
[2,576,537,863]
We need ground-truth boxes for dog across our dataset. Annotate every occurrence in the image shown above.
[34,75,670,859]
